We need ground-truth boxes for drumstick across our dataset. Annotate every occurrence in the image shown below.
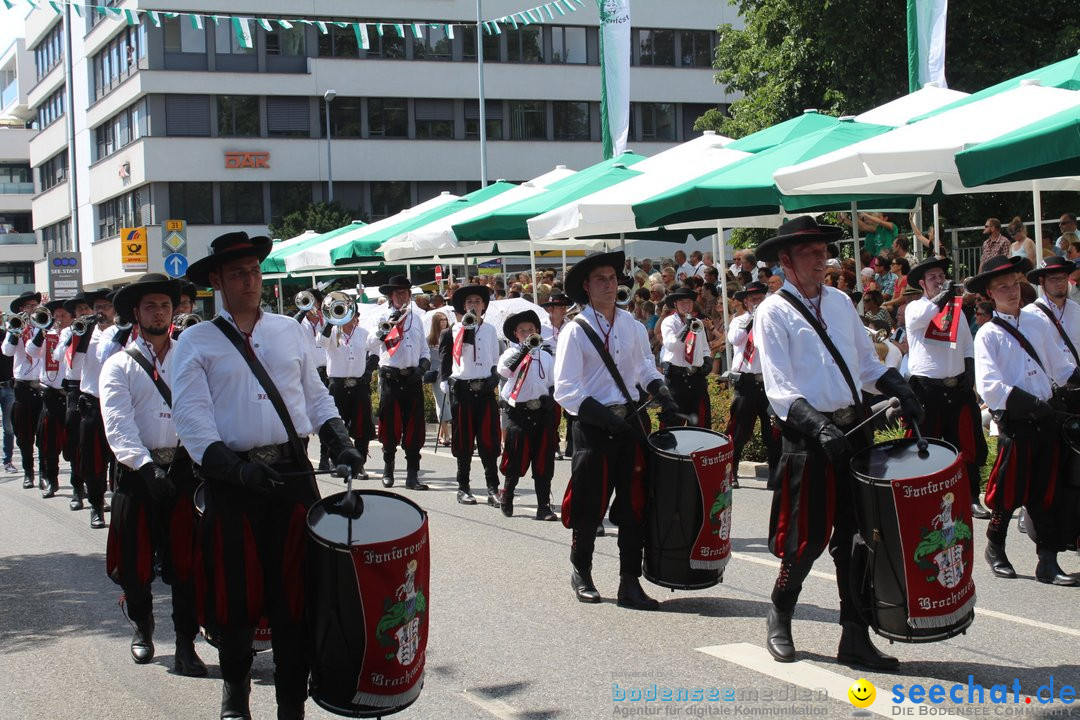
[843,398,900,439]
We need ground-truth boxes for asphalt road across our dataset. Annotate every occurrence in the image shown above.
[2,433,1079,720]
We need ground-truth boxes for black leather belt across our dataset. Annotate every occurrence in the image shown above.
[62,379,80,390]
[913,374,962,388]
[238,442,296,465]
[606,402,636,419]
[332,377,361,388]
[13,379,40,390]
[667,364,708,377]
[824,406,860,426]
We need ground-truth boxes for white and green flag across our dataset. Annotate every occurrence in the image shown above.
[597,0,631,159]
[907,0,948,92]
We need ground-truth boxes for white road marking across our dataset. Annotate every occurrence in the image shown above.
[460,690,528,719]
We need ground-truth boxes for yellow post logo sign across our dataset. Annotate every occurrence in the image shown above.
[121,227,148,272]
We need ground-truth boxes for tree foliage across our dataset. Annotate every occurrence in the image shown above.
[267,201,365,241]
[701,0,1080,233]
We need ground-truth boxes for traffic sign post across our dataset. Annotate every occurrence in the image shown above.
[121,228,148,272]
[47,252,82,300]
[164,253,189,278]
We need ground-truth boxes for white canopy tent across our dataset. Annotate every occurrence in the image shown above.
[851,82,969,126]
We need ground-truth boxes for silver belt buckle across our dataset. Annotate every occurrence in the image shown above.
[344,378,358,388]
[398,367,413,377]
[469,380,485,392]
[944,376,959,388]
[832,406,857,426]
[150,447,177,465]
[607,403,628,419]
[524,398,542,410]
[250,444,282,465]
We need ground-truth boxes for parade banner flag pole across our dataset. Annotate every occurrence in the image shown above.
[597,0,631,159]
[906,0,948,92]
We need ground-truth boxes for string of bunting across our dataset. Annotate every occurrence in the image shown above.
[2,0,591,51]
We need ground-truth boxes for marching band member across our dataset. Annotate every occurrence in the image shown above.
[554,251,684,610]
[904,257,991,520]
[438,286,501,505]
[540,291,573,460]
[60,294,93,509]
[99,274,206,675]
[2,291,43,491]
[497,310,558,519]
[725,281,780,489]
[297,287,332,470]
[173,232,363,719]
[754,217,923,669]
[25,300,71,499]
[659,286,711,427]
[375,276,431,491]
[972,255,1080,586]
[78,290,121,529]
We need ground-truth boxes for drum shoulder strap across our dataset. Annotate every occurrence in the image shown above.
[777,290,863,412]
[1033,301,1080,365]
[572,315,635,406]
[990,317,1046,373]
[124,345,171,408]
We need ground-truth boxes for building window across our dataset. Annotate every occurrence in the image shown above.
[552,26,587,64]
[0,262,34,293]
[270,182,312,225]
[219,182,264,224]
[553,101,590,140]
[88,0,123,31]
[370,181,410,220]
[40,220,71,255]
[465,101,503,140]
[94,99,148,160]
[365,23,405,59]
[163,16,207,53]
[266,26,306,56]
[165,95,211,136]
[413,24,451,61]
[168,182,214,224]
[320,96,361,139]
[462,30,500,62]
[637,29,675,66]
[679,30,714,68]
[682,103,722,141]
[217,96,260,137]
[506,27,543,63]
[266,96,310,137]
[368,98,408,138]
[36,86,65,130]
[414,99,454,139]
[97,188,147,240]
[318,24,359,58]
[92,21,148,100]
[508,101,546,140]
[214,21,255,55]
[0,163,32,190]
[33,22,64,81]
[37,153,67,192]
[639,102,676,141]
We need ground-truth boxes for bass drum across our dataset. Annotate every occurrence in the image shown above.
[308,490,429,718]
[644,427,733,590]
[850,438,976,643]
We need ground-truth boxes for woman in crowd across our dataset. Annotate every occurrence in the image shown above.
[1007,217,1037,265]
[427,311,453,446]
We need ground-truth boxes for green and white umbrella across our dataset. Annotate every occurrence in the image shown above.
[955,104,1080,187]
[261,223,364,275]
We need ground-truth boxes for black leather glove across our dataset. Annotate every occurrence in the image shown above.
[113,326,133,347]
[1006,387,1054,422]
[930,280,957,311]
[647,379,686,425]
[31,329,45,347]
[577,396,633,437]
[318,417,366,477]
[786,398,852,463]
[481,369,500,394]
[376,326,390,340]
[365,354,380,376]
[4,331,18,346]
[138,462,177,504]
[962,357,976,390]
[1068,368,1080,387]
[422,370,439,384]
[75,327,94,353]
[677,323,692,342]
[505,344,530,372]
[407,358,429,385]
[200,441,280,496]
[321,322,334,338]
[875,367,925,426]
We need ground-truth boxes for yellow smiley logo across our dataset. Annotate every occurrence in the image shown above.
[848,678,876,708]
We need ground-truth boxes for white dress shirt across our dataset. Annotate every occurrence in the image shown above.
[904,296,974,379]
[55,326,84,382]
[659,313,707,367]
[677,261,704,280]
[318,324,378,378]
[100,337,178,470]
[1021,293,1080,361]
[727,313,762,374]
[540,318,567,352]
[449,321,500,381]
[80,324,122,398]
[975,311,1076,412]
[757,281,888,421]
[375,306,430,369]
[25,329,64,389]
[300,315,328,368]
[172,308,340,464]
[498,345,554,405]
[2,329,43,381]
[554,305,663,415]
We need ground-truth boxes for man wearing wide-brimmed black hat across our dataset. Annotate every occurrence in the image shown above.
[972,255,1080,587]
[373,275,431,490]
[98,273,207,675]
[904,257,991,521]
[724,281,780,489]
[3,290,43,490]
[540,291,573,459]
[659,286,711,428]
[58,293,93,509]
[23,299,73,499]
[172,231,364,718]
[554,250,685,611]
[436,285,502,505]
[753,216,923,669]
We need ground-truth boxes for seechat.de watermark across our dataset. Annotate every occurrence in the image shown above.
[888,676,1080,715]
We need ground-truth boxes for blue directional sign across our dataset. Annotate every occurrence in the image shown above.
[164,252,189,278]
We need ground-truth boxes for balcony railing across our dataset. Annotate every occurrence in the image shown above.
[0,282,35,295]
[0,233,36,245]
[0,182,34,194]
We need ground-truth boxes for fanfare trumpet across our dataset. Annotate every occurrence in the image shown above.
[686,314,704,333]
[322,291,355,326]
[524,333,544,350]
[295,290,318,313]
[173,313,202,334]
[615,286,632,307]
[4,312,28,333]
[72,314,97,336]
[114,316,133,332]
[30,306,53,330]
[461,311,479,330]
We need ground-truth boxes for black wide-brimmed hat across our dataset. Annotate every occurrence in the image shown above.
[966,255,1032,295]
[62,294,90,315]
[540,291,572,307]
[43,299,67,313]
[663,287,697,307]
[734,281,768,301]
[451,285,491,314]
[502,309,541,340]
[84,289,111,308]
[112,273,182,320]
[379,275,413,296]
[1028,256,1077,283]
[186,231,272,287]
[179,281,198,301]
[563,251,625,305]
[907,257,952,289]
[755,216,843,262]
[846,290,863,306]
[8,291,40,314]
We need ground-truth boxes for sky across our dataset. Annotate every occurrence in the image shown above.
[1,5,29,56]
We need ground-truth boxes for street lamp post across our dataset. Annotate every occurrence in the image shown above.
[324,89,337,203]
